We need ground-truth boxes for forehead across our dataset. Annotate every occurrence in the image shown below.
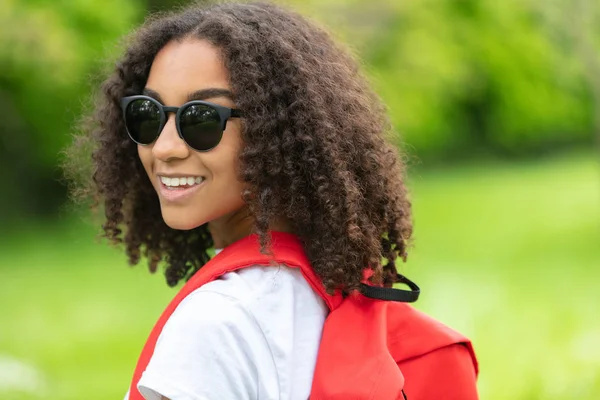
[146,38,230,102]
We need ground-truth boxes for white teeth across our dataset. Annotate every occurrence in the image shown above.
[160,176,204,187]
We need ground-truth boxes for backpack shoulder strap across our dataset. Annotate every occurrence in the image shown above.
[128,231,339,400]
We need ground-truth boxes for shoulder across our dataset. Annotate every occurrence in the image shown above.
[156,285,262,346]
[137,276,271,400]
[210,264,329,329]
[137,264,327,400]
[158,263,324,341]
[201,264,314,297]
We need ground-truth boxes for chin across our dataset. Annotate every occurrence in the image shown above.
[161,212,205,231]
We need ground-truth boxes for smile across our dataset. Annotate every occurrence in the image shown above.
[157,175,206,202]
[160,176,205,188]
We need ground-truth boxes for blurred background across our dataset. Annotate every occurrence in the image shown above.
[0,0,598,399]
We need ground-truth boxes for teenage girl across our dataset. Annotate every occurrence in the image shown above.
[65,2,477,399]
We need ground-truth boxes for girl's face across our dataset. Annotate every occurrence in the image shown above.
[138,38,246,230]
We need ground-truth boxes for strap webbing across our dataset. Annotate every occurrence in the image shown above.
[360,273,420,303]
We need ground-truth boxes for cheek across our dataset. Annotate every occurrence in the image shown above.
[200,138,246,204]
[205,143,243,193]
[137,145,154,176]
[208,122,243,180]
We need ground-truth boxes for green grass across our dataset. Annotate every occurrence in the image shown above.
[0,151,598,400]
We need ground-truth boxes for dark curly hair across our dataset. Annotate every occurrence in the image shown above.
[64,1,413,294]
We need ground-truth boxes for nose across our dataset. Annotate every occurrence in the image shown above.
[151,114,190,162]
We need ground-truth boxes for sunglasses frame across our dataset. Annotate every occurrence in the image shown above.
[120,95,242,152]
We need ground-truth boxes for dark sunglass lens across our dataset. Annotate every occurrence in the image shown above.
[125,99,161,144]
[179,104,223,151]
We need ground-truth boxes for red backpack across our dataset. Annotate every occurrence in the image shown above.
[128,232,478,399]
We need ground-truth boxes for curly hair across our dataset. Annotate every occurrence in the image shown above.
[64,1,413,294]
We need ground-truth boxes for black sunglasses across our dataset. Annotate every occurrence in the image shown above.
[120,95,242,152]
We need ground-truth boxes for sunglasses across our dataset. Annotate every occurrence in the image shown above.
[120,95,242,152]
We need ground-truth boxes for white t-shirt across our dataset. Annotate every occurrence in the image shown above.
[126,263,328,400]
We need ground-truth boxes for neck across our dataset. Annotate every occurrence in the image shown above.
[208,206,294,249]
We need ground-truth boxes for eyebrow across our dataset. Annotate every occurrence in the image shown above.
[142,88,235,104]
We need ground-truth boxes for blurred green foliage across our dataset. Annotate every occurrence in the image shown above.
[0,0,140,219]
[368,0,596,157]
[297,0,599,158]
[0,0,598,219]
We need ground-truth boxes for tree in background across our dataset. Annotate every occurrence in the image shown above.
[356,0,595,160]
[572,0,600,151]
[0,0,139,222]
